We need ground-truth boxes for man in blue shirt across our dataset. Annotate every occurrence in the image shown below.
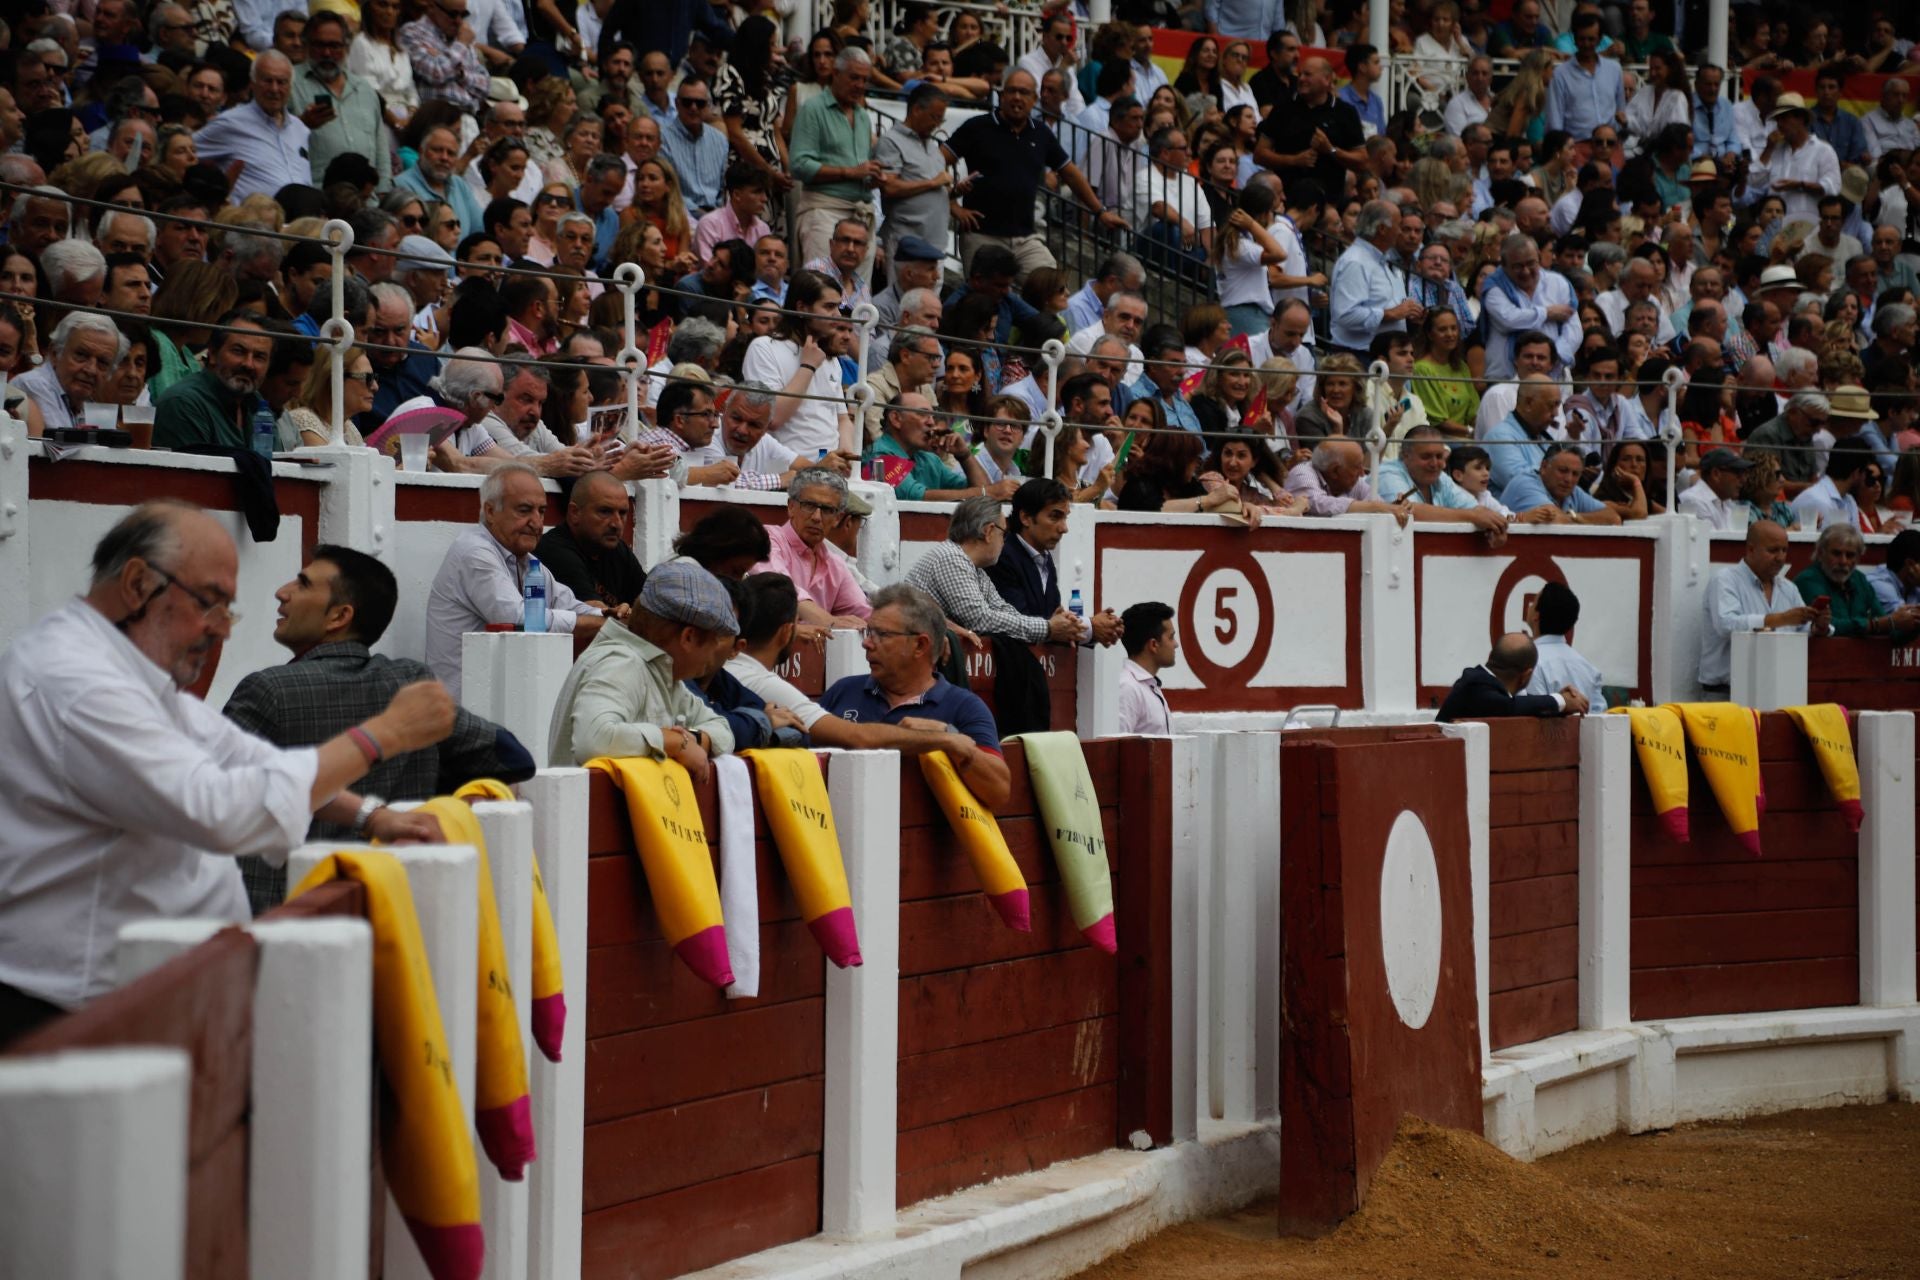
[1329,200,1420,355]
[1337,44,1385,137]
[1544,12,1624,142]
[1692,65,1741,168]
[818,583,1011,809]
[1810,66,1869,167]
[394,125,485,238]
[1522,582,1607,709]
[1489,0,1554,57]
[1500,443,1623,524]
[1484,376,1565,494]
[1125,328,1204,436]
[657,75,730,216]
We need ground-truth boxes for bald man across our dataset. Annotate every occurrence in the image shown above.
[1699,520,1831,691]
[1437,632,1591,722]
[192,50,313,202]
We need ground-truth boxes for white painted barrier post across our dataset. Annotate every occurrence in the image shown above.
[821,749,902,1236]
[1440,721,1492,1067]
[117,915,379,1280]
[0,407,31,655]
[0,1048,192,1280]
[1731,630,1808,711]
[291,839,480,1280]
[461,631,575,769]
[630,478,681,568]
[302,443,398,563]
[471,800,535,1280]
[1167,735,1205,1142]
[1577,714,1633,1031]
[1856,711,1918,1008]
[514,769,589,1280]
[825,627,868,687]
[1201,731,1280,1126]
[1359,513,1417,711]
[1652,515,1712,703]
[851,481,901,587]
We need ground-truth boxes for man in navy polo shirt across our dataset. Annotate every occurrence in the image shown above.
[945,67,1128,285]
[819,583,1012,808]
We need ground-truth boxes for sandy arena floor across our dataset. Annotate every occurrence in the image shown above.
[1072,1104,1920,1280]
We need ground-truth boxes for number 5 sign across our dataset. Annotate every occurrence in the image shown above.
[1177,547,1276,688]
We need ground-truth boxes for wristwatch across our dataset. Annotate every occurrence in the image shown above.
[351,794,387,837]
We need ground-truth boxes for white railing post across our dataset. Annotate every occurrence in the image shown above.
[513,769,589,1280]
[1358,511,1417,712]
[825,627,868,685]
[1577,713,1633,1031]
[820,748,901,1235]
[0,1048,192,1280]
[1730,630,1808,711]
[1856,711,1918,1007]
[1660,364,1685,510]
[471,800,535,1280]
[612,263,647,441]
[630,477,682,568]
[1439,721,1492,1067]
[1038,336,1067,478]
[1365,358,1391,491]
[460,631,576,769]
[320,218,357,447]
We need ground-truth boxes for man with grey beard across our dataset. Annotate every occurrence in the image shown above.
[153,312,276,450]
[290,10,391,187]
[395,124,485,238]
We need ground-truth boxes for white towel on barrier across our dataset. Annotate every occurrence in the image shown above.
[715,755,761,998]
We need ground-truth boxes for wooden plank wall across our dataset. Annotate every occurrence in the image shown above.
[6,928,259,1280]
[1484,719,1582,1050]
[581,768,825,1280]
[1629,712,1860,1020]
[1806,637,1920,711]
[963,643,1080,734]
[896,739,1121,1207]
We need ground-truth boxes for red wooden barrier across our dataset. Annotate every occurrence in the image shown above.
[581,769,825,1279]
[963,643,1080,734]
[1628,713,1860,1020]
[895,739,1121,1206]
[1115,736,1178,1149]
[1278,730,1480,1236]
[1483,719,1582,1050]
[1806,637,1920,712]
[7,928,259,1279]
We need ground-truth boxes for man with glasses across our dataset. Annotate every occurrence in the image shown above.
[805,218,876,312]
[818,583,1010,806]
[1743,389,1832,497]
[865,392,1001,502]
[0,502,458,1040]
[360,282,444,431]
[864,325,941,443]
[292,11,391,188]
[635,380,740,486]
[658,74,729,217]
[152,310,274,450]
[148,3,199,58]
[400,0,492,116]
[710,381,851,490]
[755,469,874,629]
[192,51,311,202]
[1016,14,1086,117]
[947,67,1125,283]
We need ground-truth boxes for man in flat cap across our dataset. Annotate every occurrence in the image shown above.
[547,558,739,779]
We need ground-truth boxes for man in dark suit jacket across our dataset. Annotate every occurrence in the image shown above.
[1436,632,1592,723]
[984,478,1124,645]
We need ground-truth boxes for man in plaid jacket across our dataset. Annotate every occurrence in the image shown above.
[223,544,535,913]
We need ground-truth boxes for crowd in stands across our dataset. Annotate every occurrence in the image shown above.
[3,0,1920,727]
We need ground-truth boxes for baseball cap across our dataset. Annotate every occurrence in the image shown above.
[640,559,740,635]
[844,488,874,517]
[1698,447,1755,473]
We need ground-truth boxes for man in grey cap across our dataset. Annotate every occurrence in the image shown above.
[547,558,739,777]
[394,234,456,348]
[871,235,945,367]
[1676,448,1756,531]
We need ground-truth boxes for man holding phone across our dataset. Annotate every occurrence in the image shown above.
[289,12,391,188]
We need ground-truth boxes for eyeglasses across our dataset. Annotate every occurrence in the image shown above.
[861,625,918,643]
[674,408,716,423]
[791,496,843,518]
[678,97,710,108]
[343,371,379,385]
[400,213,423,227]
[153,569,241,625]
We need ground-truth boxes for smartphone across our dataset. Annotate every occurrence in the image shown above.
[1811,595,1831,610]
[316,92,331,107]
[1114,431,1137,469]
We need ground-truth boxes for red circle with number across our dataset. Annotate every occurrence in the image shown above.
[1488,550,1570,644]
[1177,548,1277,689]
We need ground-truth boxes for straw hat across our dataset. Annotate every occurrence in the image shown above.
[1768,92,1811,120]
[1757,264,1800,289]
[1826,385,1878,421]
[1688,159,1718,182]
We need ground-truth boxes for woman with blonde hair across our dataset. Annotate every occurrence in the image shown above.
[148,260,238,397]
[49,152,128,204]
[525,77,578,173]
[1490,50,1551,147]
[1291,352,1376,442]
[1741,451,1796,527]
[280,344,376,449]
[1192,349,1273,436]
[630,157,696,275]
[1254,358,1302,439]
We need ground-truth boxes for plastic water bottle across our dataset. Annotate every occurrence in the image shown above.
[1068,589,1084,622]
[523,556,548,633]
[251,407,276,460]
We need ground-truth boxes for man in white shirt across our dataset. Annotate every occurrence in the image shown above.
[1756,93,1841,227]
[1474,332,1568,439]
[192,52,313,203]
[1735,75,1779,163]
[1861,78,1920,162]
[1791,441,1871,530]
[424,463,606,700]
[1676,448,1755,530]
[1245,299,1316,414]
[1596,258,1677,346]
[1481,233,1580,380]
[1117,601,1176,735]
[1699,520,1830,689]
[1017,13,1086,119]
[481,363,606,477]
[1522,583,1605,710]
[0,501,452,1035]
[742,269,858,458]
[1444,55,1493,137]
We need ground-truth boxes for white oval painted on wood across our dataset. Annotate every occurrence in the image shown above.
[1379,809,1444,1030]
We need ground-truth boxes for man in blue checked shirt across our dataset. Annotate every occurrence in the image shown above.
[1543,12,1624,144]
[1329,200,1422,355]
[1499,443,1623,525]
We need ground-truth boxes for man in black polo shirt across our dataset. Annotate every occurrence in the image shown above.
[945,67,1129,283]
[1254,56,1365,206]
[534,470,646,612]
[1248,29,1299,115]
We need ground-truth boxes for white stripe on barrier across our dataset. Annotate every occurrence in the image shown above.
[472,800,537,1280]
[1857,711,1918,1009]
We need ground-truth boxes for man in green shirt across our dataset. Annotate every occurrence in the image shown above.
[789,47,880,287]
[864,393,994,502]
[153,313,274,451]
[1795,523,1920,639]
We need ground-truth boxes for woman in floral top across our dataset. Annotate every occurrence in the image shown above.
[716,16,792,203]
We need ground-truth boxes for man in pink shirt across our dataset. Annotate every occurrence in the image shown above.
[693,164,774,262]
[755,469,873,629]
